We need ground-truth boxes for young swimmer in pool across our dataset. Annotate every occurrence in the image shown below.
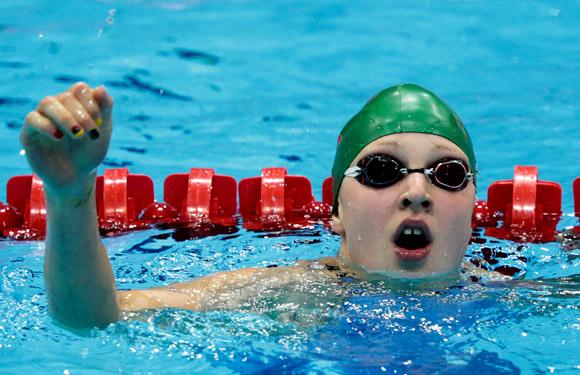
[20,83,478,329]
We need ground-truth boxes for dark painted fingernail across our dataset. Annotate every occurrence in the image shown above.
[89,128,100,140]
[53,129,64,140]
[70,125,85,138]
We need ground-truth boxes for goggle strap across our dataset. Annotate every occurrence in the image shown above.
[344,166,362,178]
[401,167,434,176]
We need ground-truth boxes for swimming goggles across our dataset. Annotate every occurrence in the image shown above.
[344,153,474,191]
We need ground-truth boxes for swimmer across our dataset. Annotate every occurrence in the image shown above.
[20,83,478,329]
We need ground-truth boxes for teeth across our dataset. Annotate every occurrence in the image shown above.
[403,227,424,236]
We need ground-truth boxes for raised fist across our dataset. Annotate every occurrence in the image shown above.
[20,82,113,193]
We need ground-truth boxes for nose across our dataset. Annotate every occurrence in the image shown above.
[398,173,433,212]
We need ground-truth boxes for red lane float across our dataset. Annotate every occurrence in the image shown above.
[2,174,45,239]
[163,168,236,226]
[574,177,580,218]
[322,177,333,206]
[474,166,562,242]
[239,167,331,230]
[0,166,577,242]
[96,168,155,231]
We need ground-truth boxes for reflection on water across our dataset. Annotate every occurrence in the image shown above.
[0,0,579,372]
[0,224,578,373]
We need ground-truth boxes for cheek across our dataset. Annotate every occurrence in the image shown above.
[437,190,475,249]
[341,184,395,225]
[339,183,398,250]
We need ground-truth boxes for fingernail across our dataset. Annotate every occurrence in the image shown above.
[96,117,103,127]
[71,125,84,137]
[89,128,100,140]
[53,129,64,140]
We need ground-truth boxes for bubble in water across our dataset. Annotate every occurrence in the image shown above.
[106,9,117,25]
[97,8,117,37]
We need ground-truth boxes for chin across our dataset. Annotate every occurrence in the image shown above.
[361,262,462,280]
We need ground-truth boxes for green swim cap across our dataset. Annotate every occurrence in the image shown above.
[331,83,476,213]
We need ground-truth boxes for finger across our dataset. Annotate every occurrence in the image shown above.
[37,96,85,138]
[58,92,100,140]
[71,82,101,121]
[93,86,114,128]
[22,111,64,142]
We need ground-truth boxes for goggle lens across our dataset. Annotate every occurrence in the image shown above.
[362,155,402,187]
[432,160,469,189]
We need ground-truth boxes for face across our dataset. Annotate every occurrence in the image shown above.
[332,133,476,279]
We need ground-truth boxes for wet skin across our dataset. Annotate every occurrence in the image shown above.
[332,133,476,279]
[20,83,476,330]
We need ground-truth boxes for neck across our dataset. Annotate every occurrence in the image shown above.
[336,240,369,279]
[337,240,361,272]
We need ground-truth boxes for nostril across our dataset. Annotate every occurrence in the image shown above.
[400,197,431,210]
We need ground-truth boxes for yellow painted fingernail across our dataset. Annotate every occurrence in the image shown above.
[71,125,85,138]
[96,117,103,127]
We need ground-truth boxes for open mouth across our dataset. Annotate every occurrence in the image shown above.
[393,220,433,261]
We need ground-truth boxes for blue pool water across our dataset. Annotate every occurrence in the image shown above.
[0,0,579,373]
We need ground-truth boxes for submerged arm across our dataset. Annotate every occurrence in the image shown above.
[117,267,285,312]
[117,264,322,312]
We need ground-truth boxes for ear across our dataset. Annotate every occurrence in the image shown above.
[331,214,345,236]
[331,203,346,237]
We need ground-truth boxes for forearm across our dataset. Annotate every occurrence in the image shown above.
[43,174,120,329]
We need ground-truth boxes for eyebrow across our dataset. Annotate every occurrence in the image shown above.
[433,144,454,151]
[363,141,468,165]
[373,141,400,148]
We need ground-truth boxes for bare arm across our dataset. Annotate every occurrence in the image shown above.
[43,181,119,329]
[21,83,118,329]
[21,83,331,329]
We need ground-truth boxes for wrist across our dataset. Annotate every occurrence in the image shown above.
[43,172,97,207]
